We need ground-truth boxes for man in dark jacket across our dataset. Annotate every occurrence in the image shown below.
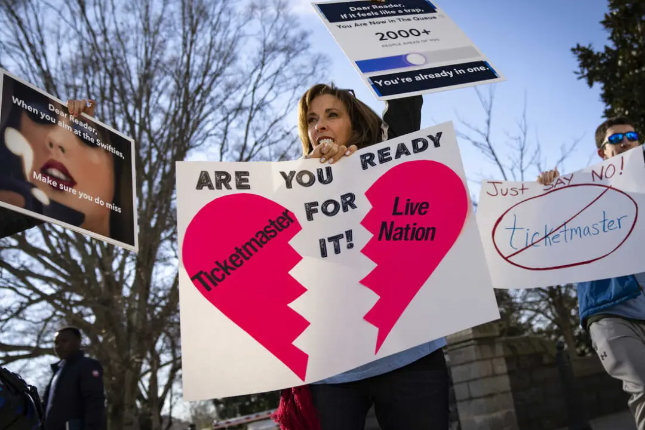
[43,327,105,430]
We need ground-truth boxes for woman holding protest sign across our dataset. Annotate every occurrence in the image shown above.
[272,83,450,430]
[0,75,134,245]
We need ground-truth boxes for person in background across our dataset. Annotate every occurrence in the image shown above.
[0,366,43,429]
[538,117,645,430]
[272,84,450,430]
[42,327,106,430]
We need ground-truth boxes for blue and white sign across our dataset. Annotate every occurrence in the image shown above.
[312,0,506,100]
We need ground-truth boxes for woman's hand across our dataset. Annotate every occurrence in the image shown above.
[67,99,96,117]
[306,141,358,164]
[537,168,559,185]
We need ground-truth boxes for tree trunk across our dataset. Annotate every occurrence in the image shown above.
[0,0,325,426]
[550,288,579,356]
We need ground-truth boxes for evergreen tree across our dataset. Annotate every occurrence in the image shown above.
[572,1,645,133]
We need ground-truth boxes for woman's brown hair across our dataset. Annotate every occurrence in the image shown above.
[298,83,384,156]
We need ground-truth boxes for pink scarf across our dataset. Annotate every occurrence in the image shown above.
[272,386,322,430]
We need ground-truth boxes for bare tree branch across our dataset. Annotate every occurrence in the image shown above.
[456,86,588,354]
[0,0,326,427]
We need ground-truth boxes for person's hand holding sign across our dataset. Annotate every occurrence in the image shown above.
[537,168,559,185]
[67,99,95,117]
[305,140,358,165]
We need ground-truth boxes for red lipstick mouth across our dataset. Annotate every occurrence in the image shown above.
[40,159,76,189]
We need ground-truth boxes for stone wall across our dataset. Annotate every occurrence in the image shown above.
[362,322,630,430]
[446,322,631,430]
[503,337,566,430]
[448,325,521,430]
[574,355,630,420]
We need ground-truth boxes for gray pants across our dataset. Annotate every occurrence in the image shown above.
[589,317,645,430]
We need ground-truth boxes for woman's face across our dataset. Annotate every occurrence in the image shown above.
[19,107,114,232]
[307,94,353,150]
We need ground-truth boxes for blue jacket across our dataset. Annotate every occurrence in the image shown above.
[577,275,643,326]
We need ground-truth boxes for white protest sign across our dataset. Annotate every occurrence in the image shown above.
[177,122,499,400]
[477,147,645,290]
[311,0,505,101]
[0,69,138,251]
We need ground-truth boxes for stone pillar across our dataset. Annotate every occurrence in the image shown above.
[447,322,573,430]
[446,322,520,430]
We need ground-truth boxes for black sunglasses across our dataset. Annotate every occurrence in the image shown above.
[603,131,639,147]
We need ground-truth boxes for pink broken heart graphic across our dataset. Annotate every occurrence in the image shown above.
[182,194,310,381]
[361,160,468,353]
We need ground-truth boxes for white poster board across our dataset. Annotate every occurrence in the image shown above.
[0,69,138,251]
[477,147,645,289]
[311,0,505,100]
[177,122,499,400]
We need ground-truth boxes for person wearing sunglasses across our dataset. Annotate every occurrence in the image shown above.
[272,83,450,430]
[600,130,640,155]
[538,117,645,430]
[0,76,134,245]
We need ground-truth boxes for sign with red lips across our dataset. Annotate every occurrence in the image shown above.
[0,68,138,251]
